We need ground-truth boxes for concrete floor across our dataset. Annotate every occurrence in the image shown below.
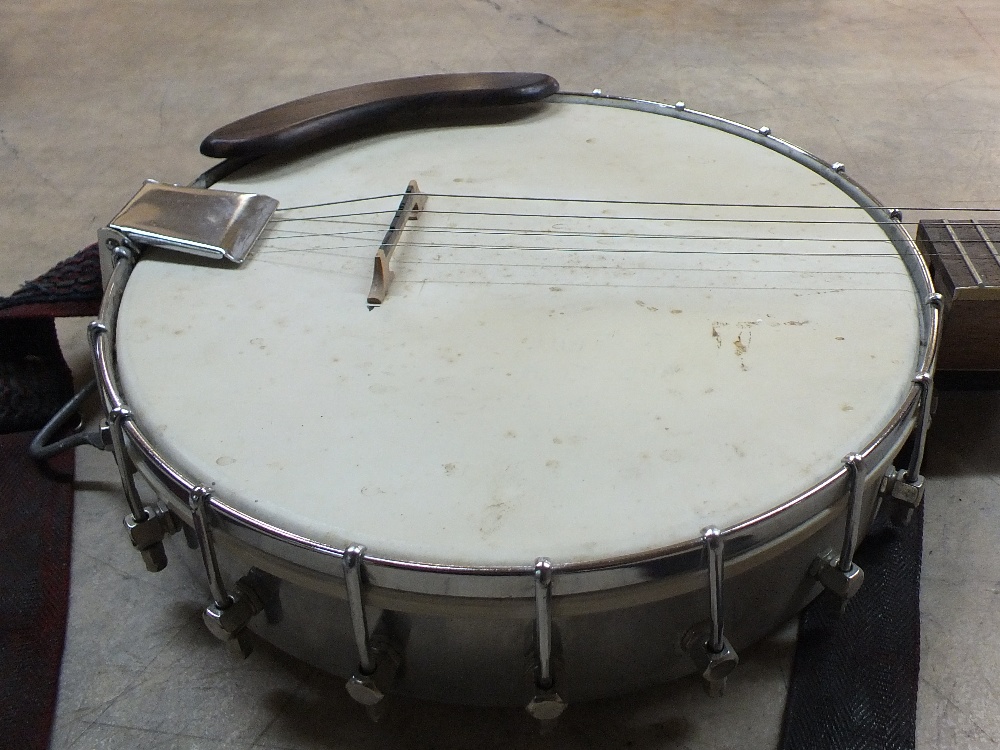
[3,0,1000,747]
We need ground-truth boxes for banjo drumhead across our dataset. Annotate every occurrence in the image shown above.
[115,98,921,569]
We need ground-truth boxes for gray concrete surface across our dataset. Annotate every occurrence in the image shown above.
[3,1,1000,747]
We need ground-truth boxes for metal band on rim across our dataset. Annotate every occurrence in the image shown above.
[92,92,941,601]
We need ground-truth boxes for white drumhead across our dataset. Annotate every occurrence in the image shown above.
[116,98,920,567]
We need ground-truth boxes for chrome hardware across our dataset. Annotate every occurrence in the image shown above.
[675,101,685,110]
[905,371,934,484]
[704,527,726,654]
[107,404,150,514]
[104,180,278,264]
[526,557,566,720]
[758,126,771,136]
[342,544,403,710]
[189,486,231,608]
[123,501,180,573]
[683,528,739,696]
[831,162,846,173]
[366,180,424,307]
[889,208,903,221]
[189,486,261,656]
[92,321,172,572]
[344,544,375,675]
[837,454,866,574]
[107,405,143,522]
[811,454,867,602]
[883,368,936,525]
[880,467,925,526]
[98,227,139,265]
[345,645,402,712]
[203,575,265,659]
[97,227,138,286]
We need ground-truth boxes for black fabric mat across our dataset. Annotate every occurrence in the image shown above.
[780,505,924,750]
[0,432,75,750]
[0,248,101,750]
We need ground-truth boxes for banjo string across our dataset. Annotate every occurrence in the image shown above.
[257,193,1000,264]
[271,190,1000,215]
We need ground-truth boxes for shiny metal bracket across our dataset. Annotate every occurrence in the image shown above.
[683,527,739,697]
[525,557,567,721]
[811,454,867,603]
[883,366,937,525]
[190,486,262,657]
[103,180,278,265]
[343,545,401,709]
[89,319,177,573]
[366,180,424,307]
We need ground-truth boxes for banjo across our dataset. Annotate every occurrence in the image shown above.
[86,73,939,716]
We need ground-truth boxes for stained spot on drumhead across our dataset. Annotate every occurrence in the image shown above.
[552,437,563,444]
[443,463,457,475]
[546,459,559,469]
[215,456,236,466]
[841,404,854,412]
[733,332,749,356]
[671,309,683,314]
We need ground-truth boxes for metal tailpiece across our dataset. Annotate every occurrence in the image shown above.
[102,180,277,266]
[684,527,739,697]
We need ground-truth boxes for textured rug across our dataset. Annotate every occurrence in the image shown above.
[780,505,923,750]
[0,245,101,750]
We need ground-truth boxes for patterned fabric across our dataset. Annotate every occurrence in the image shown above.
[0,246,96,748]
[780,506,923,750]
[0,244,101,431]
[0,243,102,319]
